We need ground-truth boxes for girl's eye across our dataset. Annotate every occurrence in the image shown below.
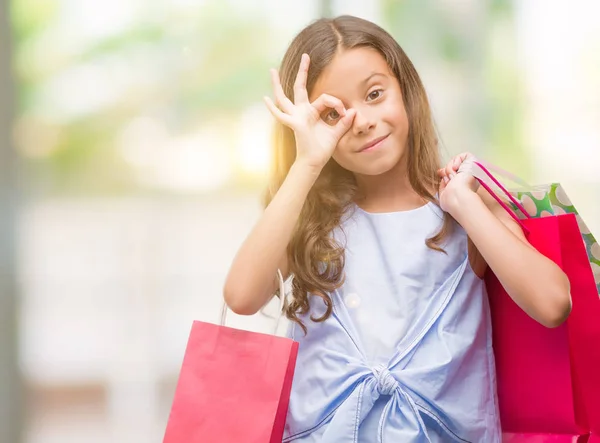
[323,109,340,124]
[367,89,383,101]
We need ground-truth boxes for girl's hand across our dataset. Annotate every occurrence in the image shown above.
[263,53,357,171]
[438,152,480,216]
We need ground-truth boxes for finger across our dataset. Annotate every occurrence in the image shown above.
[437,168,446,177]
[293,54,310,104]
[270,69,294,113]
[454,152,471,170]
[332,108,356,137]
[311,94,346,116]
[457,152,474,174]
[453,156,462,171]
[445,162,456,179]
[439,175,448,193]
[453,153,469,170]
[263,96,294,127]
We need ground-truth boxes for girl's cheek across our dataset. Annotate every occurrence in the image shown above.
[338,131,351,147]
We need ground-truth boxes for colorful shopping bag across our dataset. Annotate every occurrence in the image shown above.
[509,182,600,296]
[163,271,298,443]
[472,162,600,442]
[474,163,600,296]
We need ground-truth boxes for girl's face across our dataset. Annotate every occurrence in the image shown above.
[310,47,409,176]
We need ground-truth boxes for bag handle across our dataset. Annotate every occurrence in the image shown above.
[473,161,531,218]
[220,269,287,335]
[476,160,533,189]
[463,161,531,235]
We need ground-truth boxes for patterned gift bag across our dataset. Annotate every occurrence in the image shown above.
[509,183,600,296]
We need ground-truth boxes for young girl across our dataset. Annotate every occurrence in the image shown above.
[224,15,571,442]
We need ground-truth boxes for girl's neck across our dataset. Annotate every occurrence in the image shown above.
[353,157,427,213]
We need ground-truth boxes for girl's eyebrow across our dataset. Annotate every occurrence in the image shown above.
[360,72,387,85]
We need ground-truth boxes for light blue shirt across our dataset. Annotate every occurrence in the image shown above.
[283,202,501,442]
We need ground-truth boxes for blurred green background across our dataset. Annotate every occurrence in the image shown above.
[1,0,599,442]
[9,0,529,197]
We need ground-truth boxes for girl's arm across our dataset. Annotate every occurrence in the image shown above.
[223,163,319,315]
[224,53,356,315]
[442,161,572,328]
[459,188,571,328]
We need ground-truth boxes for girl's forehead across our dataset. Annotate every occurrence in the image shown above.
[310,47,393,101]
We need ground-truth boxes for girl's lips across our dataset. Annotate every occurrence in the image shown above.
[359,134,389,152]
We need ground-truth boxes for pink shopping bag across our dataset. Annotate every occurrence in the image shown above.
[163,271,298,443]
[473,162,600,442]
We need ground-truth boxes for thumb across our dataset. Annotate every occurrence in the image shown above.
[438,174,448,193]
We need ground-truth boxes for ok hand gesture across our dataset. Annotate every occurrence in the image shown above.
[264,54,356,171]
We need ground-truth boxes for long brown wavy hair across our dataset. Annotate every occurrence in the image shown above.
[264,15,452,334]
